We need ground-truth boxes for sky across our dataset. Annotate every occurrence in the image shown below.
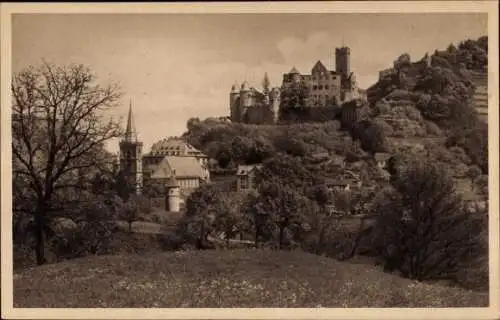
[12,13,487,154]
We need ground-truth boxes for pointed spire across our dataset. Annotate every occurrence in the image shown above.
[289,66,300,74]
[124,99,138,142]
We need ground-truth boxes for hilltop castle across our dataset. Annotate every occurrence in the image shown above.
[229,46,364,124]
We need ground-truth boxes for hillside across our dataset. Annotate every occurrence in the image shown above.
[14,249,488,308]
[363,36,488,203]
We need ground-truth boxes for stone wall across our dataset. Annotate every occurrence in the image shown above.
[470,71,488,123]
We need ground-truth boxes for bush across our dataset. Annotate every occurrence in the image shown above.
[424,121,442,136]
[356,121,388,154]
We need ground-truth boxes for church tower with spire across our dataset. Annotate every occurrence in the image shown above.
[119,100,143,195]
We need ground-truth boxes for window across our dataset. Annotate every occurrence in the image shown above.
[318,85,323,90]
[240,175,249,190]
[325,85,329,90]
[313,85,317,90]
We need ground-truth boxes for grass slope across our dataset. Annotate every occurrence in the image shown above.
[14,249,487,308]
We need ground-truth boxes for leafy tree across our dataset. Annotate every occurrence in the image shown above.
[356,121,388,154]
[230,136,254,162]
[51,192,122,261]
[447,123,488,174]
[180,184,222,247]
[242,191,274,247]
[120,196,140,233]
[255,154,313,191]
[467,165,483,185]
[12,62,121,265]
[371,161,486,281]
[213,194,245,244]
[279,81,310,122]
[245,182,309,249]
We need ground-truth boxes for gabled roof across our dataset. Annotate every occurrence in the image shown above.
[312,60,328,74]
[289,66,300,75]
[236,164,262,176]
[374,153,391,161]
[325,178,351,186]
[150,137,207,157]
[151,156,208,180]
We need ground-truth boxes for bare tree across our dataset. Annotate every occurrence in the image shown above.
[12,62,122,265]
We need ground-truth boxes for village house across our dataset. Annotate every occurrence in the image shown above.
[148,156,209,196]
[235,164,262,192]
[325,178,361,193]
[374,152,392,170]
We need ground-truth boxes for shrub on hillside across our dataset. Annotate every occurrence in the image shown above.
[355,120,388,154]
[446,123,488,174]
[424,120,442,136]
[370,161,487,283]
[51,195,121,261]
[374,100,391,116]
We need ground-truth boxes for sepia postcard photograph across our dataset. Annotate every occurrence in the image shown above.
[1,2,499,320]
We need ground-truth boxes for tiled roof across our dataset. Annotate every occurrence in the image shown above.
[236,164,262,176]
[150,137,207,157]
[151,156,208,180]
[374,153,391,161]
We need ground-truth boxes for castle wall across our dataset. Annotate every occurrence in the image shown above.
[304,74,342,107]
[470,72,488,123]
[244,106,275,125]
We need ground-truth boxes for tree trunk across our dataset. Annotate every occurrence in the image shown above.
[254,225,260,248]
[128,221,132,233]
[279,226,285,250]
[199,220,205,250]
[34,204,47,265]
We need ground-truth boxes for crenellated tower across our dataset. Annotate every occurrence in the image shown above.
[229,83,240,122]
[335,46,351,78]
[119,101,143,195]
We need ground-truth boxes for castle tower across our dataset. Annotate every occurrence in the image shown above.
[119,101,143,195]
[164,171,181,212]
[424,52,432,68]
[289,66,302,83]
[229,83,240,121]
[335,46,351,78]
[269,87,281,123]
[239,81,252,122]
